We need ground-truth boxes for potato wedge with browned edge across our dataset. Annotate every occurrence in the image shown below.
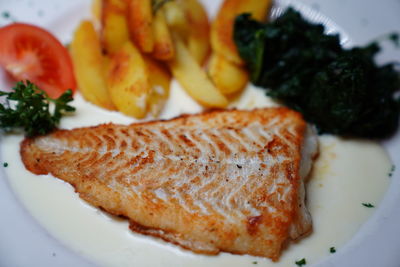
[101,0,130,54]
[208,53,248,95]
[144,56,171,116]
[127,0,154,53]
[183,0,210,65]
[152,9,174,60]
[107,42,150,118]
[71,20,115,110]
[168,36,228,108]
[211,0,272,65]
[91,0,101,24]
[163,1,188,36]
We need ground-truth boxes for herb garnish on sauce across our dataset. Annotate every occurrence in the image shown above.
[389,165,396,177]
[234,8,400,138]
[0,81,75,136]
[362,203,375,208]
[295,258,306,266]
[1,11,10,19]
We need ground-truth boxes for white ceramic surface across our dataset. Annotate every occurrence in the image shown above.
[0,0,399,266]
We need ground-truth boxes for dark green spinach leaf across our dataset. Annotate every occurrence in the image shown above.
[234,8,400,138]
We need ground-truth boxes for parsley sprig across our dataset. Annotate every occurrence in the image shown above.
[0,81,75,136]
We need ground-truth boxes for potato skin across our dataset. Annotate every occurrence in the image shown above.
[163,0,210,65]
[107,42,151,118]
[145,56,171,116]
[208,53,248,95]
[101,0,130,54]
[127,0,154,53]
[151,9,175,60]
[211,0,272,65]
[70,20,115,110]
[168,36,228,108]
[183,0,211,65]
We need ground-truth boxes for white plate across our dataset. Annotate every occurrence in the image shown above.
[0,0,399,266]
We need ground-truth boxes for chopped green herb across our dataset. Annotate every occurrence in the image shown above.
[0,81,75,137]
[330,247,336,253]
[362,203,375,208]
[252,261,258,264]
[3,162,8,167]
[389,33,400,47]
[295,258,306,266]
[389,165,396,177]
[2,11,10,19]
[234,8,400,138]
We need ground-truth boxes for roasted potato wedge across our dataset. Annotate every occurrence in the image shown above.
[163,0,210,65]
[91,0,101,24]
[183,0,210,65]
[101,0,130,54]
[208,53,248,95]
[163,1,188,36]
[168,36,228,108]
[151,9,174,60]
[70,20,115,110]
[107,42,150,118]
[211,0,272,65]
[127,0,154,53]
[144,56,171,116]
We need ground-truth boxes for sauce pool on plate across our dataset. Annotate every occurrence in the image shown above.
[1,83,392,267]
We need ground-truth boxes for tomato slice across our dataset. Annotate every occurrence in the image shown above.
[0,23,76,98]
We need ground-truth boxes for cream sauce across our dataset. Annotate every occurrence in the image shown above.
[1,83,392,267]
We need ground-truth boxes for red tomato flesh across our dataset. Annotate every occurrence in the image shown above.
[0,23,76,98]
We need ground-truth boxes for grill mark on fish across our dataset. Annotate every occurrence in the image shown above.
[208,128,232,157]
[227,129,250,153]
[197,130,219,160]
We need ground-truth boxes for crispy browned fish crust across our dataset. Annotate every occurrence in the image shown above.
[21,107,316,260]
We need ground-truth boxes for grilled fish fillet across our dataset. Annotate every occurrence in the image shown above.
[21,107,318,260]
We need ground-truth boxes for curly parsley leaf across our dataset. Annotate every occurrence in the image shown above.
[0,81,75,137]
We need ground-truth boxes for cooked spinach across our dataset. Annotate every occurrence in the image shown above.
[234,8,400,138]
